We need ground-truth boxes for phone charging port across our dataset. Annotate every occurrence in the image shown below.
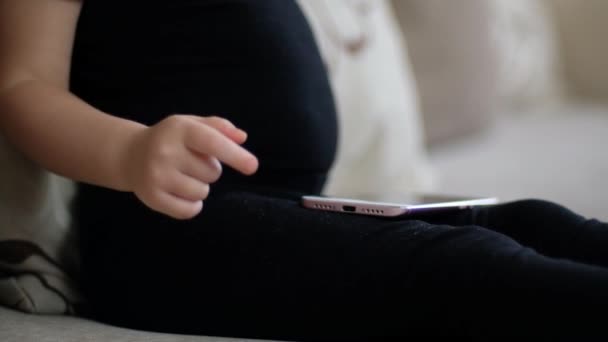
[342,205,356,212]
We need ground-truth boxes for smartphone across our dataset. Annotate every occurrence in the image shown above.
[301,192,499,217]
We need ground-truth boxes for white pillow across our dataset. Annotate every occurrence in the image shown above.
[299,0,437,199]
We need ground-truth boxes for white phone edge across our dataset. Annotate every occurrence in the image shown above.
[301,195,500,217]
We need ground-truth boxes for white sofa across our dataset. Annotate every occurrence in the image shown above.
[2,1,607,341]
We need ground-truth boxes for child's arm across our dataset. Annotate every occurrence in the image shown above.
[0,0,258,219]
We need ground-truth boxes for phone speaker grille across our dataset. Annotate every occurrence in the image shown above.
[313,204,336,210]
[363,208,384,214]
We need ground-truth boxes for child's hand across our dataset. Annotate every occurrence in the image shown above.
[124,115,258,219]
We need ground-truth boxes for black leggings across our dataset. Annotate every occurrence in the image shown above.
[77,187,608,341]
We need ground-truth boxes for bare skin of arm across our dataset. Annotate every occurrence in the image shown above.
[0,0,258,219]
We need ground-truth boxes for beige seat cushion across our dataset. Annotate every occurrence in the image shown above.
[0,305,270,342]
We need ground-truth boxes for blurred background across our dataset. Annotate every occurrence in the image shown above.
[300,0,608,220]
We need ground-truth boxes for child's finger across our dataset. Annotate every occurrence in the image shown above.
[185,121,258,176]
[190,115,248,144]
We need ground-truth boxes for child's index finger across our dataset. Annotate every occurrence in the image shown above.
[195,116,248,145]
[186,120,258,175]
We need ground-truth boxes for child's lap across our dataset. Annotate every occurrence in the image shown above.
[76,187,608,339]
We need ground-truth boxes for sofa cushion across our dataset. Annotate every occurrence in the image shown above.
[392,0,564,146]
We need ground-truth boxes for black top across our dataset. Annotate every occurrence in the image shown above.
[70,0,338,194]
